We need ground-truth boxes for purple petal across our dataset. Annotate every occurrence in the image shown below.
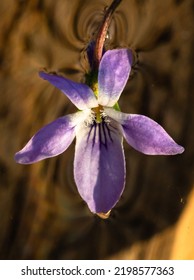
[39,71,98,110]
[105,108,185,155]
[98,49,133,106]
[15,111,90,164]
[74,120,125,213]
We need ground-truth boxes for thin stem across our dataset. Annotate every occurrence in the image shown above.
[94,0,122,68]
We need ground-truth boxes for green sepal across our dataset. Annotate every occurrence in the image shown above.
[85,71,98,97]
[113,102,121,111]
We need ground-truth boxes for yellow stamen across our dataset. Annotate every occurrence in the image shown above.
[92,105,103,123]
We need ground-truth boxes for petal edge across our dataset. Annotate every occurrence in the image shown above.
[39,71,98,110]
[105,108,184,155]
[15,111,90,164]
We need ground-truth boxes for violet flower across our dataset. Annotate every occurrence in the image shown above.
[15,49,184,215]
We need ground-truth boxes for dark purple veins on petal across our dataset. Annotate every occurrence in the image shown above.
[87,121,114,150]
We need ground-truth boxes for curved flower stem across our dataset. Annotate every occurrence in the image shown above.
[94,0,122,69]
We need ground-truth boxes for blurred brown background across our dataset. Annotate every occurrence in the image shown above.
[0,0,194,260]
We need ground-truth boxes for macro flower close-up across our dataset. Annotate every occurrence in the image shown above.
[15,48,184,215]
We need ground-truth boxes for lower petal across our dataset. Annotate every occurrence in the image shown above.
[15,111,90,164]
[105,108,184,155]
[74,120,125,213]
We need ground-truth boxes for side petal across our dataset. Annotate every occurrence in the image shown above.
[105,108,185,155]
[15,111,90,164]
[98,48,133,106]
[39,71,98,110]
[74,120,126,213]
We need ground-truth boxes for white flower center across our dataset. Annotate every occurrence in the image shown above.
[84,106,110,127]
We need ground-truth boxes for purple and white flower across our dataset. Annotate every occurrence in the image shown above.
[15,49,184,215]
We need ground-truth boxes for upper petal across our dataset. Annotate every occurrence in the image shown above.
[15,111,90,164]
[98,48,133,106]
[39,71,98,110]
[105,108,184,155]
[74,120,125,213]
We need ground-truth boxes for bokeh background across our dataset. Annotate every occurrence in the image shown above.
[0,0,194,259]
